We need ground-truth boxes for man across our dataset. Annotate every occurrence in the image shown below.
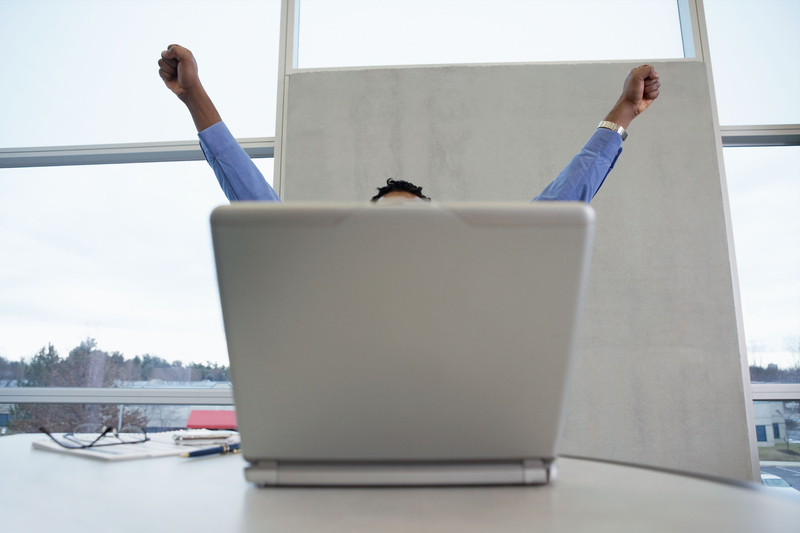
[158,45,660,203]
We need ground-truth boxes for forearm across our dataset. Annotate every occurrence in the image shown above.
[180,83,222,133]
[532,128,622,203]
[603,100,638,130]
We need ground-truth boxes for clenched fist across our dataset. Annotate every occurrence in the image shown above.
[158,44,200,100]
[605,65,661,130]
[157,44,221,132]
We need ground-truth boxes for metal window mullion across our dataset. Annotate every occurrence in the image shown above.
[677,0,697,59]
[0,387,234,406]
[684,0,706,62]
[751,384,800,401]
[273,0,299,198]
[0,138,275,169]
[720,125,800,147]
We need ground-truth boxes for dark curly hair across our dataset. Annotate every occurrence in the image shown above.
[371,179,431,202]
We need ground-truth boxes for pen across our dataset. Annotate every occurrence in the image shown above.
[181,443,241,458]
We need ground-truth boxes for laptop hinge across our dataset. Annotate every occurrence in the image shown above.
[245,459,556,486]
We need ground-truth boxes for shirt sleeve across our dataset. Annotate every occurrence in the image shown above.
[532,127,623,203]
[197,121,282,202]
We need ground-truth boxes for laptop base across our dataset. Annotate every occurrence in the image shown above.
[245,459,557,486]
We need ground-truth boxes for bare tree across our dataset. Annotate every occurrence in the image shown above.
[748,341,765,369]
[783,400,800,452]
[785,336,800,371]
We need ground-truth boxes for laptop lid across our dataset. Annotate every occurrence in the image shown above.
[211,202,594,469]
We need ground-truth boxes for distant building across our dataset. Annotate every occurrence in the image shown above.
[752,401,787,447]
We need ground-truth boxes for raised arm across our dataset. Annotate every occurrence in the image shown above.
[533,65,661,203]
[157,45,280,202]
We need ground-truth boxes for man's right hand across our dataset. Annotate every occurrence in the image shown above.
[158,44,222,132]
[158,44,200,100]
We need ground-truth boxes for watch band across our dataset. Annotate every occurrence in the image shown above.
[597,120,628,141]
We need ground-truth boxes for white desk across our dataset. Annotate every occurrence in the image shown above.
[2,433,797,532]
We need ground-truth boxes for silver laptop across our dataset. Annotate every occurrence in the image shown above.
[211,201,595,486]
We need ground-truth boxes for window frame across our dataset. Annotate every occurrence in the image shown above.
[0,139,273,169]
[0,387,234,406]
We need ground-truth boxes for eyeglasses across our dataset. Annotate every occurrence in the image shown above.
[39,424,149,449]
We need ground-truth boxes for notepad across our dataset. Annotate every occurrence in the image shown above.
[32,431,190,462]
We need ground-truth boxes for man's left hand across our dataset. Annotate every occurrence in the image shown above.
[605,65,661,130]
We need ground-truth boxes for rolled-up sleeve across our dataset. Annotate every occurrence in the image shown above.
[198,121,282,202]
[532,128,623,203]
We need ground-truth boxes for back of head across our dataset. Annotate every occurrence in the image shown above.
[371,179,431,202]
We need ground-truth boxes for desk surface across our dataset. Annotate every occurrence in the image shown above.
[2,433,798,532]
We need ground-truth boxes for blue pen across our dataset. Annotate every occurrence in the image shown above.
[181,443,241,458]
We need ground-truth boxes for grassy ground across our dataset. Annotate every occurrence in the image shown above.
[758,442,800,461]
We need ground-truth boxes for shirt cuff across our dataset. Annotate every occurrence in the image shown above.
[198,121,237,158]
[590,126,624,161]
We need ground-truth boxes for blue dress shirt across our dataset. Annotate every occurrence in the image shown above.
[199,121,622,203]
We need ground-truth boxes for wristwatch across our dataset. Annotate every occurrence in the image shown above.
[598,120,628,141]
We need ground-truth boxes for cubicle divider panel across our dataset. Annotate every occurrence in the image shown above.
[279,61,752,481]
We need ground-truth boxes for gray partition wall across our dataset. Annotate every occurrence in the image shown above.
[278,61,755,480]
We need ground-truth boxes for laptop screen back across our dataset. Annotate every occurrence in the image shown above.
[211,202,594,463]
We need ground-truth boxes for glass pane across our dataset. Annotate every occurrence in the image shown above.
[724,147,800,381]
[705,0,800,125]
[1,403,234,434]
[297,0,685,68]
[755,401,800,469]
[0,160,274,380]
[0,0,281,148]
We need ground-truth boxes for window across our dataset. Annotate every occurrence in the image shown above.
[0,160,272,372]
[0,0,282,146]
[704,0,800,125]
[0,159,274,381]
[0,0,282,399]
[296,0,686,69]
[756,425,767,442]
[773,423,780,439]
[723,147,800,379]
[704,0,800,381]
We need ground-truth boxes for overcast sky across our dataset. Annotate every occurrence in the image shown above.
[0,0,797,370]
